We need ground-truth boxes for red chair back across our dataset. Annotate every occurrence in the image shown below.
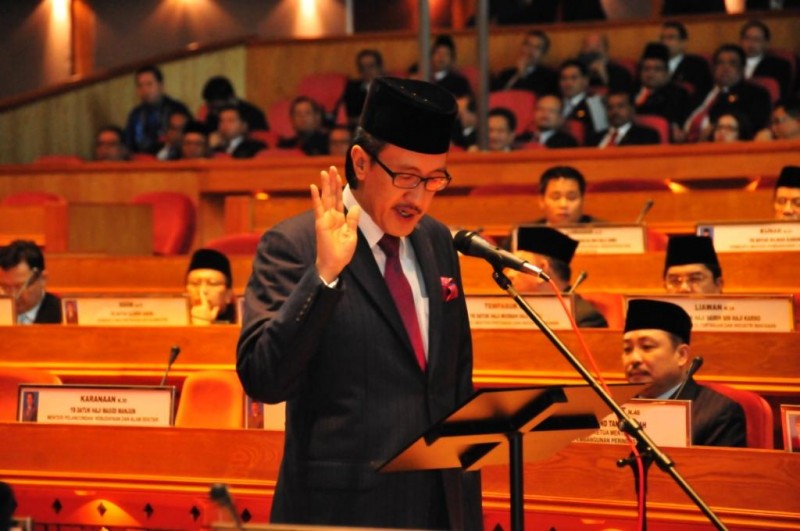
[488,90,537,135]
[131,192,196,255]
[267,98,296,139]
[580,292,624,329]
[297,72,348,114]
[749,77,780,104]
[564,119,586,146]
[636,114,670,144]
[204,232,262,255]
[174,371,244,429]
[1,191,66,206]
[703,382,774,449]
[645,228,669,251]
[249,130,278,148]
[0,368,62,421]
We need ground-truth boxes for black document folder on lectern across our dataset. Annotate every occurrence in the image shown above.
[379,383,644,473]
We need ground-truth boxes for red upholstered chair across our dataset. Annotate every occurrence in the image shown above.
[267,98,296,139]
[750,77,780,105]
[249,129,279,148]
[204,232,261,255]
[297,72,348,115]
[0,368,61,421]
[1,191,66,206]
[645,228,669,251]
[469,184,539,196]
[488,90,536,135]
[175,371,244,428]
[702,382,774,449]
[636,114,670,144]
[195,103,209,123]
[580,292,624,329]
[131,191,196,255]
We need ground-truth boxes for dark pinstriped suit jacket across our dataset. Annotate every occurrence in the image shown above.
[237,210,483,530]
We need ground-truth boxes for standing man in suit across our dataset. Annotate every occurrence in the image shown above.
[0,240,62,324]
[237,77,482,529]
[660,21,713,102]
[493,30,559,97]
[622,299,746,447]
[740,19,793,102]
[592,92,661,147]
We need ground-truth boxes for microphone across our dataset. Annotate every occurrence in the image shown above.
[673,356,703,399]
[159,345,181,387]
[453,230,550,281]
[634,199,655,224]
[566,271,588,294]
[209,483,244,531]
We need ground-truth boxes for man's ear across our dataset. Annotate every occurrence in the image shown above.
[676,343,690,369]
[351,145,369,183]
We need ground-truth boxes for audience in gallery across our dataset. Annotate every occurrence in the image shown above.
[622,299,746,448]
[577,32,634,94]
[505,226,608,328]
[663,235,724,295]
[755,103,800,141]
[710,111,755,142]
[123,65,191,156]
[469,107,516,152]
[326,125,353,158]
[515,94,579,148]
[212,105,267,158]
[659,21,714,103]
[337,49,385,129]
[201,75,269,134]
[590,91,661,147]
[178,121,211,160]
[185,248,237,325]
[774,165,800,220]
[276,96,330,156]
[0,240,62,325]
[93,126,130,162]
[426,35,473,99]
[634,42,693,138]
[739,19,793,102]
[156,109,190,161]
[492,30,559,97]
[451,94,478,150]
[558,59,608,137]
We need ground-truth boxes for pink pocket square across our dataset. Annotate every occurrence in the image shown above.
[441,276,459,302]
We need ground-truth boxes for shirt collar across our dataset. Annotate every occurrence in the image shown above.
[343,185,403,252]
[668,54,683,74]
[615,121,633,138]
[658,382,683,400]
[17,295,45,325]
[569,92,586,107]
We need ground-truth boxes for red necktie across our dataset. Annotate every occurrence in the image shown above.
[378,235,427,372]
[635,87,651,107]
[605,128,618,147]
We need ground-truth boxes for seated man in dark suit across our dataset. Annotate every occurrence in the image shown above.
[682,44,772,142]
[663,235,724,294]
[622,299,746,447]
[635,43,693,136]
[506,226,608,328]
[578,32,633,94]
[213,105,267,158]
[339,49,384,128]
[178,121,211,160]
[493,30,558,97]
[592,92,661,147]
[559,60,608,138]
[0,240,62,324]
[516,94,579,148]
[533,166,601,225]
[740,19,793,102]
[277,96,329,156]
[202,76,269,133]
[429,35,472,98]
[660,21,713,101]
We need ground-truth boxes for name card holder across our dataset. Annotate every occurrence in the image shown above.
[0,295,14,325]
[780,405,800,453]
[578,398,691,448]
[696,220,800,252]
[625,294,795,333]
[18,384,175,427]
[61,293,191,326]
[546,224,646,255]
[466,293,574,330]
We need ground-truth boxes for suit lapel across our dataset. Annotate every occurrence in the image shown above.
[345,229,417,362]
[409,225,442,379]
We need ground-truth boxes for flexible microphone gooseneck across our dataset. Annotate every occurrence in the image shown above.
[453,230,550,281]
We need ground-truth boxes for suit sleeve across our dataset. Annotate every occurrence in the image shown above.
[236,221,344,403]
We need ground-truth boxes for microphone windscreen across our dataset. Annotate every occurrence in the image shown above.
[209,483,231,505]
[452,230,475,254]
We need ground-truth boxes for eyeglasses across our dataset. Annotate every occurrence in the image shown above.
[665,273,709,288]
[775,197,800,208]
[369,153,452,192]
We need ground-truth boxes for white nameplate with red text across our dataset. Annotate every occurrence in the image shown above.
[696,221,800,252]
[17,384,175,427]
[466,294,574,330]
[556,224,646,254]
[626,294,795,333]
[61,294,190,326]
[0,296,14,325]
[578,399,691,448]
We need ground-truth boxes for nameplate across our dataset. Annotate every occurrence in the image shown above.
[780,404,800,453]
[245,396,286,431]
[17,384,175,426]
[0,296,14,325]
[466,294,574,330]
[696,221,800,252]
[556,224,646,254]
[578,399,691,447]
[626,294,795,332]
[61,294,190,326]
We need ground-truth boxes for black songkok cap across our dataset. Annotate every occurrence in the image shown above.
[665,235,719,270]
[187,248,232,284]
[625,299,692,344]
[516,226,579,264]
[641,42,670,65]
[183,121,208,136]
[359,76,457,155]
[776,166,800,189]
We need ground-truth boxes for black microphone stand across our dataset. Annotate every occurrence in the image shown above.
[490,266,727,530]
